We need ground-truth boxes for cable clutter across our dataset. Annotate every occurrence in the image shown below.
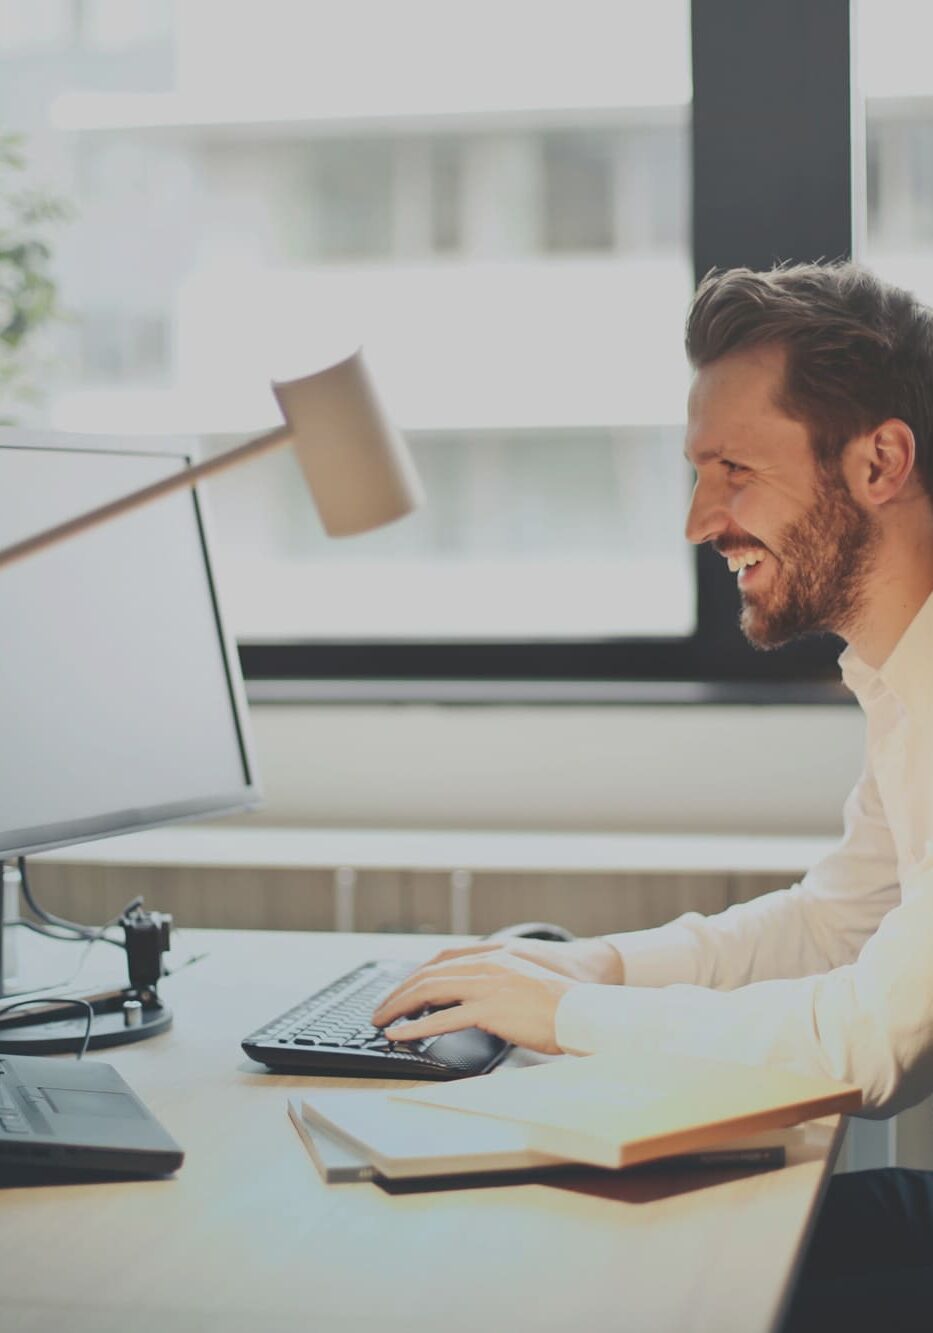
[0,858,177,1056]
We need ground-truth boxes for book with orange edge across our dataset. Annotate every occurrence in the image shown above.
[392,1049,861,1170]
[292,1084,801,1184]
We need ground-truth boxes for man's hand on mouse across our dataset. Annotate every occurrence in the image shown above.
[371,938,624,1052]
[371,950,573,1053]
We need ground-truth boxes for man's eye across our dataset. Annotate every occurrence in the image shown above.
[722,460,747,475]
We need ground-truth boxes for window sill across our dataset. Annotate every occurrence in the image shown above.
[244,678,854,707]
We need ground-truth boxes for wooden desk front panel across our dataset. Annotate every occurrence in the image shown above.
[26,860,791,938]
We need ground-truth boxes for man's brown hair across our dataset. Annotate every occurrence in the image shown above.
[685,261,933,502]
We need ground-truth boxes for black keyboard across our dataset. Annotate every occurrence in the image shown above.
[241,960,510,1080]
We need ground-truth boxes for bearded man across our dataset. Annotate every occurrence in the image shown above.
[373,263,933,1330]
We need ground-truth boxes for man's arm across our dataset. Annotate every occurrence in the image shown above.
[607,757,900,992]
[373,755,914,1103]
[376,756,897,1010]
[375,845,933,1112]
[557,844,933,1115]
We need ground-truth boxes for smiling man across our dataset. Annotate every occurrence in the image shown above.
[373,263,933,1328]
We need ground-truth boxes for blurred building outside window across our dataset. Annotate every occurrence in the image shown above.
[859,2,933,301]
[0,0,694,644]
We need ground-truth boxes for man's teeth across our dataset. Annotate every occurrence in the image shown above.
[727,552,766,573]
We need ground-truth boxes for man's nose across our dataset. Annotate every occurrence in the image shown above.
[684,475,729,546]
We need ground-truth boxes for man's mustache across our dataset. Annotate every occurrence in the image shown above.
[713,536,770,557]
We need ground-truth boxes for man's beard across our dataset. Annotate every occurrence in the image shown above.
[739,464,880,650]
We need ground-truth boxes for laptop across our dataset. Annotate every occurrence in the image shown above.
[0,1053,184,1176]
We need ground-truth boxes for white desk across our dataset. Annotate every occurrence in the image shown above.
[0,929,843,1333]
[35,825,835,874]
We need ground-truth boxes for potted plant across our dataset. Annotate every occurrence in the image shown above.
[0,131,71,424]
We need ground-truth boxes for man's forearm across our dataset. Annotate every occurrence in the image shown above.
[560,852,933,1115]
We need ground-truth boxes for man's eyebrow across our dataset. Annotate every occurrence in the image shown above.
[683,445,722,465]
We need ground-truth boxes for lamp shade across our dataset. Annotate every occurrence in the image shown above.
[273,348,424,537]
[0,347,424,572]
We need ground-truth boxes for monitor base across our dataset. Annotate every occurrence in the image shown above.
[0,990,172,1054]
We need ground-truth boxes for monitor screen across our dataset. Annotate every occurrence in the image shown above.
[0,432,260,858]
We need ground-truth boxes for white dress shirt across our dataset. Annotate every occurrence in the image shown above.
[555,590,933,1116]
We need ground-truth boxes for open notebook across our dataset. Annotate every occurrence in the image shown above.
[293,1088,798,1184]
[394,1050,861,1169]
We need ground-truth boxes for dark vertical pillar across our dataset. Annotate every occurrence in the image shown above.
[690,0,853,678]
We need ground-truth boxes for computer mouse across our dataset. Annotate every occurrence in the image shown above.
[483,921,576,944]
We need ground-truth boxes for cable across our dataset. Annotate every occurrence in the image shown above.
[15,856,142,948]
[1,921,206,999]
[7,918,125,948]
[0,997,94,1059]
[4,858,203,996]
[16,856,90,937]
[161,951,209,978]
[0,916,137,999]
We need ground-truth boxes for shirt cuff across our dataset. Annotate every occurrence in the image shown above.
[603,913,709,988]
[903,846,933,899]
[555,982,656,1056]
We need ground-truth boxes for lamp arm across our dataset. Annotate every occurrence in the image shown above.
[0,425,292,571]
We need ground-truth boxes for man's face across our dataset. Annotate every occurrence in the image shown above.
[684,345,879,648]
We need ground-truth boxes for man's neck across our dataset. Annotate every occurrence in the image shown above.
[844,526,933,668]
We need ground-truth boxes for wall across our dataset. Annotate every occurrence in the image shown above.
[240,702,866,834]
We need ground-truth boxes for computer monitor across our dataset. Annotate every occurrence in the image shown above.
[0,429,261,1044]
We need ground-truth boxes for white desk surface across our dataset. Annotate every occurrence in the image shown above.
[0,929,842,1333]
[35,824,836,874]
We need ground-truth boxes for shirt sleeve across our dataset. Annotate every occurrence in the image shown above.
[602,755,900,991]
[556,845,933,1115]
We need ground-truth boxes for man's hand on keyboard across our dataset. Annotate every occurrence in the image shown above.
[420,937,624,984]
[371,952,574,1054]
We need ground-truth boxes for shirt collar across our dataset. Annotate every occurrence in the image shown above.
[839,589,933,708]
[838,642,878,703]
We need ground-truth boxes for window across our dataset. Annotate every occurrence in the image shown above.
[0,1,75,51]
[542,131,615,252]
[859,0,933,295]
[206,424,692,642]
[1,0,854,695]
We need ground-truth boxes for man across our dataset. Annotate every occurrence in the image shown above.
[373,262,933,1328]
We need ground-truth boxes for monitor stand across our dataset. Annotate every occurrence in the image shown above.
[0,869,174,1053]
[0,988,172,1054]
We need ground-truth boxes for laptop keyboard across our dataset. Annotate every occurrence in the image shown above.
[241,960,509,1080]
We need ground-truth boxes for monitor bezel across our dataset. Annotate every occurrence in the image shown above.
[0,428,262,859]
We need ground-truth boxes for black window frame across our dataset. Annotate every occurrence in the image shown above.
[240,0,855,703]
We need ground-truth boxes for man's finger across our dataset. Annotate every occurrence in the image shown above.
[384,1000,483,1042]
[373,958,499,1019]
[373,976,488,1027]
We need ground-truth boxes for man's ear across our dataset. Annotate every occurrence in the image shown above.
[847,419,916,508]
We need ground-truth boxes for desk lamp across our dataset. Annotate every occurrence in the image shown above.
[0,347,423,1050]
[0,347,424,570]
